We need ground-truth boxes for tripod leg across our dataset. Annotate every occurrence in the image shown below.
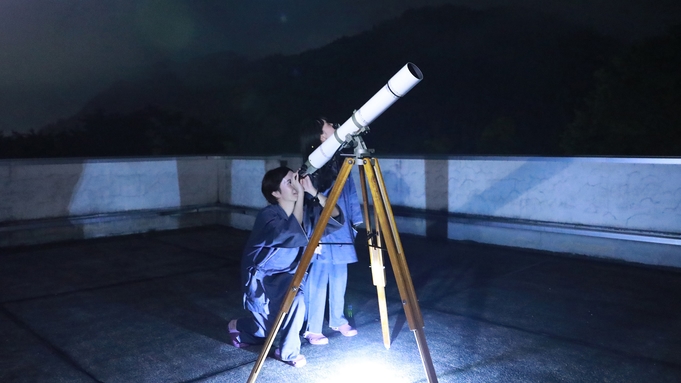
[359,165,391,349]
[371,211,391,349]
[363,158,439,383]
[246,159,354,382]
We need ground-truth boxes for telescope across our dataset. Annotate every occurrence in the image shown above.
[300,62,423,176]
[248,62,438,383]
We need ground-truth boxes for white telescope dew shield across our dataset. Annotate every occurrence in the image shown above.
[302,62,423,175]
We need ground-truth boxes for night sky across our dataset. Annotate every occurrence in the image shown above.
[1,0,680,134]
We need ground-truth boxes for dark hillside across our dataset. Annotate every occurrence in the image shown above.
[72,5,621,156]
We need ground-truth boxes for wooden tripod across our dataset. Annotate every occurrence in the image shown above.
[246,155,438,383]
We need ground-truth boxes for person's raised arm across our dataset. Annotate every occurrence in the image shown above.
[300,174,340,218]
[291,172,305,224]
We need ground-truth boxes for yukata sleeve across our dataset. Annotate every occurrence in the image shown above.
[253,207,308,249]
[308,200,345,236]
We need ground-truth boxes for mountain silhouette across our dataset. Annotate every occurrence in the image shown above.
[72,5,621,156]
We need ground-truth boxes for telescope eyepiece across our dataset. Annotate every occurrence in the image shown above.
[298,165,308,177]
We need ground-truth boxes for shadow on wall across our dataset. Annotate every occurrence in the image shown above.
[176,158,220,227]
[356,158,574,240]
[425,159,448,238]
[451,158,574,222]
[68,160,183,239]
[0,160,86,246]
[66,157,237,240]
[374,158,447,239]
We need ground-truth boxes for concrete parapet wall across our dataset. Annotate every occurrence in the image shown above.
[0,157,222,221]
[1,155,679,267]
[376,156,681,267]
[373,156,681,233]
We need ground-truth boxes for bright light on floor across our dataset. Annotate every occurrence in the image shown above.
[318,357,412,383]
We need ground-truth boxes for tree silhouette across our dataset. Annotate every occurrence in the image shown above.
[562,26,681,156]
[0,106,235,159]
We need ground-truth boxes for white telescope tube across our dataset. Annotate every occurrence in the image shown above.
[303,62,423,174]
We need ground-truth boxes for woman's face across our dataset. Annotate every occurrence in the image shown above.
[271,171,298,203]
[320,120,335,143]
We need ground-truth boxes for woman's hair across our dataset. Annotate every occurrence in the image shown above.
[261,166,292,204]
[299,117,328,158]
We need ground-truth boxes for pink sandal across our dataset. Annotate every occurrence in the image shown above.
[304,332,329,345]
[228,319,251,348]
[330,323,358,337]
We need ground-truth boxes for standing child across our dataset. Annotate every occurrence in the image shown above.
[301,117,363,345]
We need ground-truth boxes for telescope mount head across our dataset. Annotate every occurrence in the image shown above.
[348,133,374,159]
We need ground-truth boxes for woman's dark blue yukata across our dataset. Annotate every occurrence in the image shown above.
[235,200,343,362]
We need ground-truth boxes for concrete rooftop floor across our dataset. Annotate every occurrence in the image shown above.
[1,225,680,383]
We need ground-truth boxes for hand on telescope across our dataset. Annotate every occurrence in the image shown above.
[298,173,317,197]
[291,171,305,196]
[290,172,305,225]
[298,171,340,218]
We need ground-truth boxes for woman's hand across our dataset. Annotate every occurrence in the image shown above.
[291,171,305,195]
[299,173,317,196]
